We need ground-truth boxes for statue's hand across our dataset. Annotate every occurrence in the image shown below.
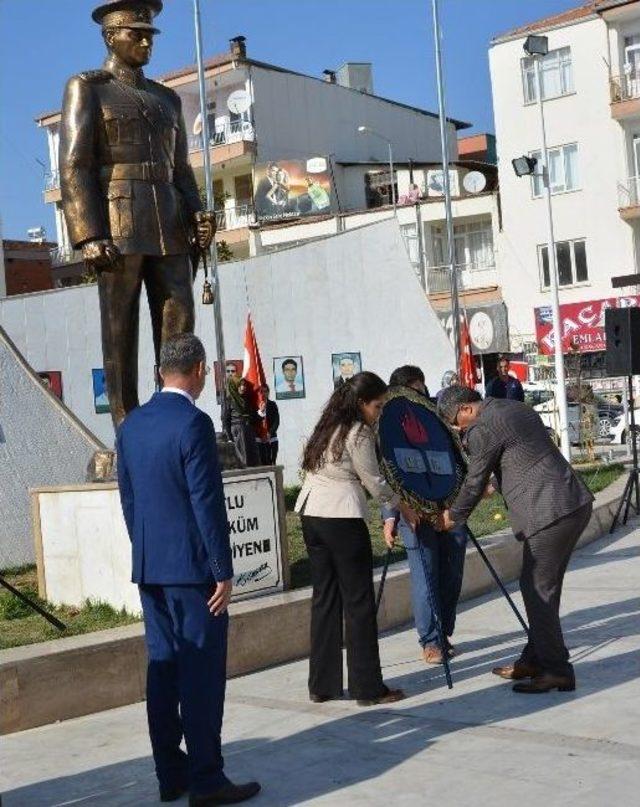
[193,210,216,251]
[82,239,122,271]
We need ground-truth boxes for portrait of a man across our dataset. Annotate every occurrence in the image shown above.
[38,371,63,401]
[274,356,305,400]
[214,359,244,402]
[332,352,362,388]
[92,368,110,414]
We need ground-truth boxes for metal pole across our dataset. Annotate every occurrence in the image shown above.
[193,0,226,374]
[534,56,571,460]
[431,0,462,371]
[388,140,396,211]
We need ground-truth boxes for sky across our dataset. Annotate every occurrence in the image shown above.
[0,0,582,241]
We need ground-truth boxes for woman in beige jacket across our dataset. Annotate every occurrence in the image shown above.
[295,372,417,706]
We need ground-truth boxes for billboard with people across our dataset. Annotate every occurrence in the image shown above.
[254,157,333,222]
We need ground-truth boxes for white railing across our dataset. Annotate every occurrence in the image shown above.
[44,170,60,192]
[610,71,640,103]
[618,176,640,209]
[426,260,497,294]
[215,203,254,231]
[188,119,255,153]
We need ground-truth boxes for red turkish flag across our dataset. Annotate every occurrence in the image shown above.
[459,313,480,390]
[242,314,269,440]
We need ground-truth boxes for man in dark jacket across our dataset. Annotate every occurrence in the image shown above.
[485,356,525,402]
[117,333,260,805]
[436,387,593,694]
[257,384,280,465]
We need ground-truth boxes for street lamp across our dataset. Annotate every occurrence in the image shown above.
[357,125,396,210]
[517,33,571,460]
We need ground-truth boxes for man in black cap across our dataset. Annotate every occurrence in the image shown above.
[60,0,214,430]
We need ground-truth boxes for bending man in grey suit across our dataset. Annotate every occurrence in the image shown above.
[436,387,593,694]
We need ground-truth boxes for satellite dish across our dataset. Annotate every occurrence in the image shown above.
[227,89,251,115]
[463,171,487,194]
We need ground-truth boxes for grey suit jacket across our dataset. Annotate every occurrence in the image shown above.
[450,398,593,540]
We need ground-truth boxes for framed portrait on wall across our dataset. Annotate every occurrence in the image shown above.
[332,352,362,389]
[92,368,110,414]
[213,359,244,403]
[37,371,63,401]
[273,355,305,400]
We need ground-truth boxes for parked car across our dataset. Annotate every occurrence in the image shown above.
[609,410,640,446]
[593,395,624,438]
[534,398,598,446]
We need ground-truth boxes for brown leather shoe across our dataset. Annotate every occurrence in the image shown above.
[492,661,540,680]
[357,686,406,707]
[513,673,575,694]
[422,644,444,665]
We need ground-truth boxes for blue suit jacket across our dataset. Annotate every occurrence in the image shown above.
[116,392,234,585]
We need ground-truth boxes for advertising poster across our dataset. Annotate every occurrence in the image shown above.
[332,352,362,388]
[273,356,305,400]
[254,157,332,222]
[92,368,110,414]
[438,303,509,355]
[535,294,640,354]
[38,371,63,401]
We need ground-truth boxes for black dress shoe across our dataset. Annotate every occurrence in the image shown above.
[160,784,188,802]
[309,692,342,703]
[512,673,575,694]
[189,780,261,805]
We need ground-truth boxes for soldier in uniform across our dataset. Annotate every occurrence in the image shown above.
[60,0,214,429]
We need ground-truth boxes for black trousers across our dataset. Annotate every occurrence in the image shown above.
[258,441,279,466]
[519,502,592,676]
[97,253,194,428]
[301,515,385,700]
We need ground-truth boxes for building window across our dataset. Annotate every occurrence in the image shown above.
[539,238,588,289]
[431,220,494,270]
[522,46,574,103]
[234,174,253,207]
[530,143,579,197]
[364,169,397,208]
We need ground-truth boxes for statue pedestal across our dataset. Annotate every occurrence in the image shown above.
[31,467,289,615]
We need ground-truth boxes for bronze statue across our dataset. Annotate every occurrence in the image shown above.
[60,0,214,429]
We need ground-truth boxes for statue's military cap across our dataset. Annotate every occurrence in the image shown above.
[92,1,162,34]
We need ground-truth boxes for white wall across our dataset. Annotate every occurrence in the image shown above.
[250,65,458,171]
[490,16,635,347]
[0,220,454,485]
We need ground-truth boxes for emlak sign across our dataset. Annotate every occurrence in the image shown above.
[535,295,640,354]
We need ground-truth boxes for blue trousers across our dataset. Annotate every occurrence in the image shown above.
[139,584,229,797]
[398,521,468,648]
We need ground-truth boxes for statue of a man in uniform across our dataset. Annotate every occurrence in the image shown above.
[60,0,214,432]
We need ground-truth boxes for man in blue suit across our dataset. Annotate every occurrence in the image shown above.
[117,333,260,806]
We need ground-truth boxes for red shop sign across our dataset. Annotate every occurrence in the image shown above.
[534,295,640,354]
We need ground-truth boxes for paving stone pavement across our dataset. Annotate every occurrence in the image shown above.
[2,521,639,806]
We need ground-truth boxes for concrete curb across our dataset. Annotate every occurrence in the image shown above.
[0,475,627,735]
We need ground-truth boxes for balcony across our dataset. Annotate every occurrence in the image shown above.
[43,169,61,204]
[617,176,640,220]
[188,119,255,167]
[610,72,640,120]
[426,261,498,295]
[49,246,83,267]
[216,203,254,231]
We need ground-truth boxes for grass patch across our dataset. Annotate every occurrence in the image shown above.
[1,464,623,648]
[0,566,138,651]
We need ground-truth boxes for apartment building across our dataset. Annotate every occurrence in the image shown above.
[35,36,466,274]
[490,0,640,379]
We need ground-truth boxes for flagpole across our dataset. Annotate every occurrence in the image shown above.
[193,0,226,375]
[431,0,462,372]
